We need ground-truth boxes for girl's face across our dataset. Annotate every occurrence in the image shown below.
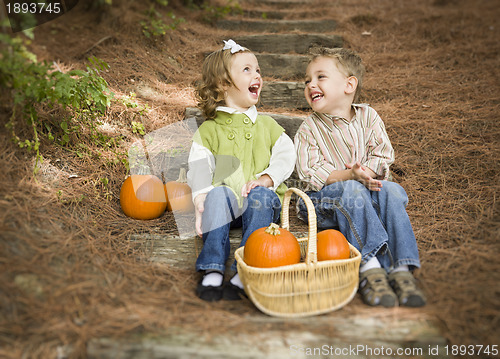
[304,57,354,115]
[224,52,262,111]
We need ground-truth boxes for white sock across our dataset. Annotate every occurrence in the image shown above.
[359,257,381,273]
[230,273,244,289]
[201,271,223,287]
[390,265,409,273]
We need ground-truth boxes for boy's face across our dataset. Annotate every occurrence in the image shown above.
[224,52,262,111]
[304,57,353,115]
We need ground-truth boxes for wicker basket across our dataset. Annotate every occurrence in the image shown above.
[234,187,361,317]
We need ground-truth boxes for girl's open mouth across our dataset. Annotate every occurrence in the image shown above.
[249,84,260,96]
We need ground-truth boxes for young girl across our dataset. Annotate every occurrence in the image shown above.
[187,40,296,302]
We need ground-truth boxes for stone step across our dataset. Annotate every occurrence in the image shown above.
[216,19,337,33]
[260,81,309,110]
[184,107,305,140]
[234,34,343,54]
[257,53,308,80]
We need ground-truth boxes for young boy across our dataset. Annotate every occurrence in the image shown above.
[294,47,426,307]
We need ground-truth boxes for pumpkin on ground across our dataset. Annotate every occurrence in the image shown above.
[164,168,194,212]
[120,175,167,220]
[317,229,350,261]
[244,223,301,268]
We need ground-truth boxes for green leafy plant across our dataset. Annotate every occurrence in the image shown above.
[140,6,185,38]
[131,121,146,136]
[0,34,116,169]
[200,0,242,24]
[56,189,86,205]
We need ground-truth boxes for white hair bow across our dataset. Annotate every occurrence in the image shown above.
[223,39,245,54]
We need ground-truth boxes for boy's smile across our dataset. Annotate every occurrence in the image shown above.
[304,57,356,117]
[310,90,324,103]
[225,52,262,111]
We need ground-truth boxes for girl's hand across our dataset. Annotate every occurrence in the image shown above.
[241,174,274,197]
[346,162,382,191]
[193,193,207,237]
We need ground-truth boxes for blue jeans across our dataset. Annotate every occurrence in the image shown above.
[196,186,281,273]
[298,180,420,271]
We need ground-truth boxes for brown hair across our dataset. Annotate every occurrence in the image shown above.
[196,47,251,120]
[308,46,365,103]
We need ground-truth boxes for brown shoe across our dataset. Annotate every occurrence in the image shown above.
[359,268,397,307]
[388,271,426,307]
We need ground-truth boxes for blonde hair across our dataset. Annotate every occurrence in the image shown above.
[196,47,252,120]
[308,46,365,103]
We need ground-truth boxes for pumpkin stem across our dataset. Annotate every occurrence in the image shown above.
[264,223,281,236]
[177,167,188,183]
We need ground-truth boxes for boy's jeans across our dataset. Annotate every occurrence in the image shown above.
[298,180,420,271]
[196,186,281,273]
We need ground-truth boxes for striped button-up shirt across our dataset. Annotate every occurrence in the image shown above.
[294,104,394,191]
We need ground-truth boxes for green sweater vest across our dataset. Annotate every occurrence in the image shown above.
[194,111,288,204]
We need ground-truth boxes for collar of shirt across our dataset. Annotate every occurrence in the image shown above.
[216,105,258,123]
[313,104,366,130]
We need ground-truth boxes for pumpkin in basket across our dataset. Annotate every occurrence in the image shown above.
[120,175,167,220]
[164,168,194,212]
[244,223,301,268]
[317,229,350,261]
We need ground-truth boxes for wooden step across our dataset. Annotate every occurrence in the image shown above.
[130,229,308,272]
[241,9,326,21]
[112,231,450,359]
[261,81,309,110]
[257,53,308,80]
[88,320,450,359]
[131,230,243,271]
[199,53,309,80]
[235,34,343,54]
[216,19,337,33]
[241,9,287,19]
[245,0,310,7]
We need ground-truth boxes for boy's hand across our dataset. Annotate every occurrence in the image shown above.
[346,162,382,191]
[241,174,274,197]
[194,193,207,237]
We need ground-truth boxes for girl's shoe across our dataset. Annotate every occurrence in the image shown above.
[359,268,397,307]
[222,282,247,301]
[196,274,223,302]
[388,271,426,307]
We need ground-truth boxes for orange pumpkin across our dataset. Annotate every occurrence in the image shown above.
[164,168,194,212]
[317,229,350,261]
[244,223,301,268]
[120,175,167,220]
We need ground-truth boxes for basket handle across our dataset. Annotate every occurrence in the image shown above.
[281,187,317,265]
